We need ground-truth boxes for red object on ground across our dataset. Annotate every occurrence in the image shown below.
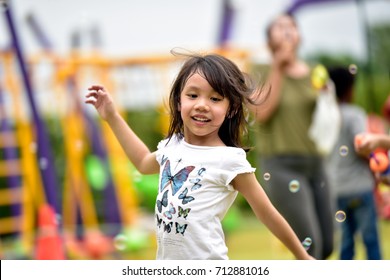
[35,204,66,259]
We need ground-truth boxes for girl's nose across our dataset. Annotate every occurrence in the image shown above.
[194,99,210,111]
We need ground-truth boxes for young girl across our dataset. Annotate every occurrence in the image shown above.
[85,53,313,260]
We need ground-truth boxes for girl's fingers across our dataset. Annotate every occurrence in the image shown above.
[85,85,108,106]
[85,91,97,98]
[86,88,105,99]
[85,98,96,105]
[88,85,105,91]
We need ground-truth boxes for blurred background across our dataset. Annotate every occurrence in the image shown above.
[0,0,389,260]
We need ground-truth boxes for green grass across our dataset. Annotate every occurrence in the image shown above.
[1,212,389,260]
[226,214,390,260]
[117,212,390,260]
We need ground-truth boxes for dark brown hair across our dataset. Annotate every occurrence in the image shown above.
[166,51,256,150]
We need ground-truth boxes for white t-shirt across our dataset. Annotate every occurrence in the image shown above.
[154,135,255,260]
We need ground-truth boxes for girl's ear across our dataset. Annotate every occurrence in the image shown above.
[178,102,181,111]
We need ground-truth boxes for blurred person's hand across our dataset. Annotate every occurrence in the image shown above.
[355,133,388,156]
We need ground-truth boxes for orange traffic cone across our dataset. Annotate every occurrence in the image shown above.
[35,204,66,259]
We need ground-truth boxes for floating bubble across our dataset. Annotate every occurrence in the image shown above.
[349,64,358,75]
[288,180,300,193]
[263,172,271,181]
[339,145,349,157]
[302,237,312,251]
[39,157,48,170]
[335,210,346,223]
[113,234,127,251]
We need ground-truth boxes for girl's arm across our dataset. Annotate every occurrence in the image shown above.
[232,172,314,260]
[85,85,159,174]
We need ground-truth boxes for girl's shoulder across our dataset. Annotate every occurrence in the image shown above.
[157,134,182,150]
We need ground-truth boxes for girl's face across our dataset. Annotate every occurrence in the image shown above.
[179,73,230,146]
[268,15,300,52]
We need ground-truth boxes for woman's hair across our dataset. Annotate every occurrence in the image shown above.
[166,51,256,150]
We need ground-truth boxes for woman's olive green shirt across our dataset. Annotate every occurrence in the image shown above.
[251,64,320,156]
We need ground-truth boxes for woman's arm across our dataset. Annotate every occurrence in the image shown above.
[249,41,297,123]
[249,64,284,123]
[232,172,314,260]
[86,85,159,174]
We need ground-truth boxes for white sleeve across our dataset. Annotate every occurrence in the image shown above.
[155,138,169,165]
[220,148,256,190]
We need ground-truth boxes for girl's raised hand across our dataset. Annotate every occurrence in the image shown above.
[85,85,118,121]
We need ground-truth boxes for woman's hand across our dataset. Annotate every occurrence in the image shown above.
[273,41,295,70]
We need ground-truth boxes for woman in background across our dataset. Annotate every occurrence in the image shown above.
[249,13,334,259]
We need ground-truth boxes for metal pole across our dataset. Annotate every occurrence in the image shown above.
[3,1,60,212]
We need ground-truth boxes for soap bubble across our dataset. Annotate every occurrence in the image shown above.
[288,180,300,193]
[335,210,346,223]
[349,64,358,75]
[302,237,312,251]
[339,145,349,157]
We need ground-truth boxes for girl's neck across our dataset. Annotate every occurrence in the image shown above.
[184,134,226,147]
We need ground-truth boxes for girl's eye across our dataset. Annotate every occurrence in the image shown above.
[187,93,197,99]
[211,97,222,102]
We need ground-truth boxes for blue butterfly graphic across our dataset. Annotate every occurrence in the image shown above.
[189,178,202,191]
[175,222,188,235]
[198,167,206,176]
[163,221,173,233]
[156,190,168,213]
[178,206,191,219]
[156,215,163,228]
[163,203,176,220]
[178,188,195,205]
[160,159,195,195]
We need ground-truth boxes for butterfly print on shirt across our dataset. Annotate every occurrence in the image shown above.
[156,214,163,228]
[156,190,168,213]
[175,222,188,235]
[178,188,195,205]
[163,203,176,220]
[178,206,191,219]
[163,221,173,233]
[160,159,195,195]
